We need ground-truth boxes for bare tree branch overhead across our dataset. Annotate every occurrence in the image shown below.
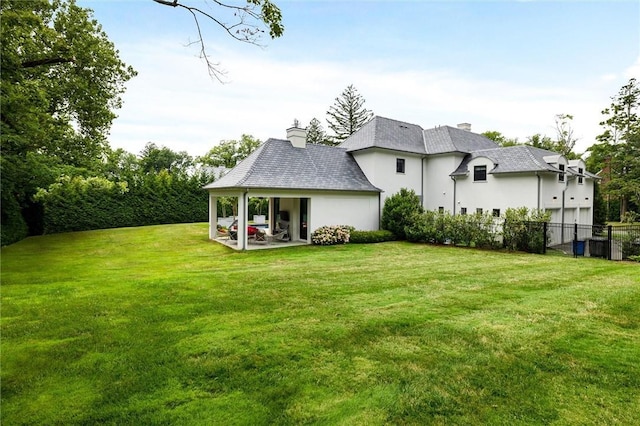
[153,0,283,81]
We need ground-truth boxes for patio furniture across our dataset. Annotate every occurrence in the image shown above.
[272,219,289,242]
[229,220,262,242]
[253,228,269,244]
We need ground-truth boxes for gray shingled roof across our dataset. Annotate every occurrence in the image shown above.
[339,116,426,154]
[423,126,498,154]
[450,145,562,176]
[339,116,499,156]
[203,139,381,192]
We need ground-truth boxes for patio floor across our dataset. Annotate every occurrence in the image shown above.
[214,236,309,251]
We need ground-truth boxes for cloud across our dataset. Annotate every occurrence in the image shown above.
[108,37,617,157]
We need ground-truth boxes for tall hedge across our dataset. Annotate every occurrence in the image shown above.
[34,171,210,234]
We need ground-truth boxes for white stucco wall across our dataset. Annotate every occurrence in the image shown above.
[423,154,465,212]
[454,169,539,216]
[351,149,422,207]
[540,167,594,226]
[309,192,380,231]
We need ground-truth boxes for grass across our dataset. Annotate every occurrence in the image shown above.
[2,223,639,425]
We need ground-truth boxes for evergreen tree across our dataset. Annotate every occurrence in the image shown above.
[326,84,373,142]
[306,118,332,145]
[588,78,640,219]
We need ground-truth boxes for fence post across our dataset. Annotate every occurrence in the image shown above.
[543,222,547,255]
[607,225,612,261]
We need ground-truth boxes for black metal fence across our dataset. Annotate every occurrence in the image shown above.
[502,221,640,260]
[543,222,640,260]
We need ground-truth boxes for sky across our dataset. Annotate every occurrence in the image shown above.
[77,0,640,157]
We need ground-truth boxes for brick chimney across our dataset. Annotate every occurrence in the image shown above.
[286,119,307,148]
[457,123,472,131]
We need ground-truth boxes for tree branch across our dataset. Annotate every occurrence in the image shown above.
[153,0,179,6]
[22,57,75,68]
[153,0,282,81]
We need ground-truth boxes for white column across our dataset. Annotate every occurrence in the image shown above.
[209,193,218,240]
[237,191,248,250]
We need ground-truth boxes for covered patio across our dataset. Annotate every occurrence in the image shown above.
[202,135,381,251]
[207,190,312,251]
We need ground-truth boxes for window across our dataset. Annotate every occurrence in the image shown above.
[396,158,405,174]
[578,167,583,184]
[438,206,444,214]
[558,164,565,182]
[476,208,483,214]
[492,209,500,217]
[474,165,487,182]
[460,207,467,215]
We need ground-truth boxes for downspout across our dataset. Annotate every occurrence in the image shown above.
[378,191,382,230]
[536,172,541,211]
[450,176,457,215]
[421,157,425,209]
[561,175,568,244]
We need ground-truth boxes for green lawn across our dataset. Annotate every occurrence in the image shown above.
[2,223,639,425]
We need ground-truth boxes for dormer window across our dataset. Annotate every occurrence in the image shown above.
[558,164,565,182]
[474,165,487,182]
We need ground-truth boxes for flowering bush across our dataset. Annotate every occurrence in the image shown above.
[311,225,352,245]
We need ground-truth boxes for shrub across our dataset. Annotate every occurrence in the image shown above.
[620,227,640,260]
[467,212,501,249]
[502,207,551,253]
[405,210,500,248]
[0,196,28,246]
[621,211,639,224]
[349,230,396,244]
[405,210,443,244]
[311,225,352,245]
[381,188,424,240]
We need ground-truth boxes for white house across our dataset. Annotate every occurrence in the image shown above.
[204,116,597,249]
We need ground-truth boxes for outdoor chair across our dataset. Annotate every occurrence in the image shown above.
[272,219,289,242]
[228,219,238,241]
[253,228,268,244]
[229,220,263,242]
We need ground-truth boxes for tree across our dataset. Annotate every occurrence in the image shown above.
[198,134,262,168]
[139,142,193,175]
[306,118,332,145]
[153,0,283,81]
[326,84,373,143]
[553,113,579,158]
[589,78,640,218]
[526,134,556,151]
[484,115,580,158]
[1,0,136,245]
[481,131,520,147]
